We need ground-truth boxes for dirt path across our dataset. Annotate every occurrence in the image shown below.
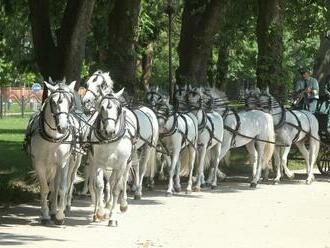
[1,174,330,248]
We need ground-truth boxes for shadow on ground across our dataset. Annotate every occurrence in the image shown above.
[0,232,65,246]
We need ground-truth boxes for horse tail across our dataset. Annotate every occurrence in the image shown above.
[263,114,275,169]
[223,150,231,166]
[146,147,157,179]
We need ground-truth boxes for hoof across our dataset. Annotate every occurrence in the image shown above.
[273,179,280,185]
[193,186,201,192]
[201,183,207,189]
[96,213,106,221]
[134,194,141,200]
[186,189,192,194]
[306,178,314,185]
[54,218,65,225]
[120,205,128,213]
[174,186,181,193]
[108,220,118,227]
[287,173,295,180]
[40,218,52,225]
[250,182,257,188]
[211,185,217,190]
[205,182,211,187]
[165,191,173,197]
[105,202,112,209]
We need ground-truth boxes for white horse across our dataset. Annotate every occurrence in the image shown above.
[183,86,224,190]
[208,88,275,187]
[153,90,198,195]
[252,87,320,184]
[25,80,81,225]
[83,71,159,199]
[87,89,134,226]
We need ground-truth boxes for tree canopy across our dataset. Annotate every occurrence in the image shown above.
[0,0,329,102]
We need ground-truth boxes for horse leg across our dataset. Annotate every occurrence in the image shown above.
[94,168,106,221]
[166,150,179,196]
[104,170,112,212]
[119,161,130,213]
[307,139,319,184]
[81,156,90,195]
[66,154,82,215]
[186,145,196,194]
[35,166,51,225]
[108,170,124,227]
[54,161,69,225]
[174,158,182,193]
[210,144,222,189]
[135,145,151,200]
[273,146,282,184]
[48,176,55,217]
[245,142,257,183]
[252,142,265,187]
[132,152,139,194]
[194,144,207,192]
[281,146,294,179]
[88,161,97,206]
[147,148,156,190]
[246,141,264,187]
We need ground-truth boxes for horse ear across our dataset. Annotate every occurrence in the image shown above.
[44,81,56,93]
[68,81,76,92]
[256,87,261,94]
[62,77,66,84]
[113,88,125,98]
[188,84,192,90]
[245,88,249,95]
[265,86,270,95]
[48,77,54,85]
[155,86,159,92]
[175,84,179,90]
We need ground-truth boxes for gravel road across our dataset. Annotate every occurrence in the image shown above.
[1,174,330,248]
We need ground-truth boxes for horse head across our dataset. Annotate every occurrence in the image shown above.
[82,71,114,112]
[245,87,262,109]
[97,88,124,137]
[187,86,203,109]
[44,80,76,133]
[146,86,167,107]
[174,84,189,111]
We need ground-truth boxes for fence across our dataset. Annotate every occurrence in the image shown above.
[0,87,43,118]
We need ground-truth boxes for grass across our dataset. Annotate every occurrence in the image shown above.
[0,116,38,204]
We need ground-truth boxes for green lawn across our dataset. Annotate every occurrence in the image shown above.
[0,116,36,203]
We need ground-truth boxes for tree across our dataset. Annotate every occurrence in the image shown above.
[29,0,95,85]
[256,0,285,101]
[313,1,330,87]
[176,0,225,86]
[105,0,141,93]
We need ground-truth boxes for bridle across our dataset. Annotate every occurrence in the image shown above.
[146,91,164,107]
[98,94,122,127]
[43,89,74,132]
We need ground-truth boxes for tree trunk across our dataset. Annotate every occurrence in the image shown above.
[106,0,141,93]
[141,43,154,90]
[256,0,285,102]
[176,0,224,86]
[313,34,330,91]
[29,0,95,84]
[215,40,230,90]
